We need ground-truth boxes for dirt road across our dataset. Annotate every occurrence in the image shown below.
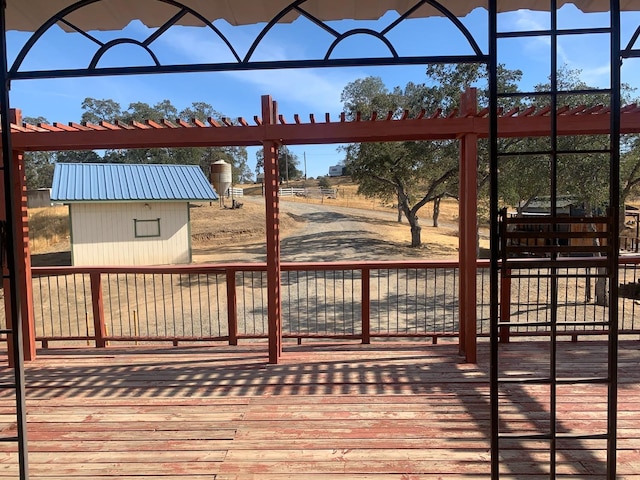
[192,196,461,263]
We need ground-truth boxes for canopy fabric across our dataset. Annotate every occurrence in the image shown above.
[6,0,638,32]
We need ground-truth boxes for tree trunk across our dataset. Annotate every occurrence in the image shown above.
[397,202,402,223]
[595,272,608,306]
[587,222,608,306]
[407,211,422,247]
[432,197,441,228]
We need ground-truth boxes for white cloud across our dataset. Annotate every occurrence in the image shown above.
[580,64,611,88]
[223,68,356,113]
[157,27,364,113]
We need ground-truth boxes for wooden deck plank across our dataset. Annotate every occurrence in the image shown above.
[0,340,635,478]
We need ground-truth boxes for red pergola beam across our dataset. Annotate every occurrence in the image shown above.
[9,111,640,152]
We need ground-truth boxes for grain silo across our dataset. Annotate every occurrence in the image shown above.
[210,160,232,206]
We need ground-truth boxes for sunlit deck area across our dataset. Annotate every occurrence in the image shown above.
[0,339,638,479]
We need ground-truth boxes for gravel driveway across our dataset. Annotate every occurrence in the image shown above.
[193,196,460,263]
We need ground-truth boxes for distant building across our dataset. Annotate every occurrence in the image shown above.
[51,163,217,266]
[27,188,51,208]
[328,165,345,177]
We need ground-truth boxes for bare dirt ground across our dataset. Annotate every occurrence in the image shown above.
[190,196,469,263]
[30,185,484,266]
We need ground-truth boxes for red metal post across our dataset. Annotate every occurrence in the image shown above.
[226,269,238,345]
[89,272,106,348]
[458,88,478,363]
[262,96,282,364]
[361,267,370,344]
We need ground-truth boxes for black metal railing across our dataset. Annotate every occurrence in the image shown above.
[18,257,640,347]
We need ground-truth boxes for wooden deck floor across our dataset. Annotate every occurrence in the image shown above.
[0,339,639,479]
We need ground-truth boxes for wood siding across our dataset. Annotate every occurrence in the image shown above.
[70,202,190,265]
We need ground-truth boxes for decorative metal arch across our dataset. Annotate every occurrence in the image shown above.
[8,0,488,81]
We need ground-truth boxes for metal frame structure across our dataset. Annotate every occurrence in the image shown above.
[489,1,621,477]
[0,0,630,478]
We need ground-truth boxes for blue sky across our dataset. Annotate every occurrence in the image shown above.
[6,4,640,179]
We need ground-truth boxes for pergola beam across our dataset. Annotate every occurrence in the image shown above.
[9,109,640,152]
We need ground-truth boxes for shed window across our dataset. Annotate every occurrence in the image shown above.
[134,218,161,238]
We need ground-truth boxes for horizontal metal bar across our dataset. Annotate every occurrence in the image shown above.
[497,88,612,98]
[557,377,609,384]
[0,436,19,443]
[504,273,610,279]
[497,148,612,157]
[0,383,17,389]
[0,329,12,335]
[496,27,611,38]
[501,321,611,329]
[499,321,551,328]
[502,258,611,268]
[498,433,552,440]
[556,433,609,440]
[505,232,608,239]
[498,376,609,385]
[499,432,609,441]
[555,321,610,328]
[9,54,490,81]
[498,377,551,384]
[503,216,611,225]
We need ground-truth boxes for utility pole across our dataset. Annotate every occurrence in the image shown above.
[285,152,289,186]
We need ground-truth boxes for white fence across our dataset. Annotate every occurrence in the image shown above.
[224,187,244,197]
[279,187,337,198]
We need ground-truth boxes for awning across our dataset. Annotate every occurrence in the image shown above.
[6,0,639,33]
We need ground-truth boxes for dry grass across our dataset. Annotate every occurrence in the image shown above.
[28,205,70,254]
[27,179,471,260]
[189,200,304,245]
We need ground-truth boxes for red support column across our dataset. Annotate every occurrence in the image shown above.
[262,95,282,364]
[89,272,106,348]
[458,88,478,363]
[361,268,370,344]
[2,109,36,362]
[226,269,238,346]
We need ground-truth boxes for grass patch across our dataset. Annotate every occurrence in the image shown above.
[28,205,69,254]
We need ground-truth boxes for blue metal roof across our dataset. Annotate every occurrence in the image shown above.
[51,163,218,202]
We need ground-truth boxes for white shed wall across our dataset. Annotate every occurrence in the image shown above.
[70,202,191,266]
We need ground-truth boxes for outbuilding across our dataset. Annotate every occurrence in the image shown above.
[51,163,218,266]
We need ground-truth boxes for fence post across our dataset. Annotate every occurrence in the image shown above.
[361,268,370,344]
[226,269,238,345]
[499,269,511,343]
[90,272,106,348]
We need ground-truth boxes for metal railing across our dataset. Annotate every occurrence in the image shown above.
[24,256,640,347]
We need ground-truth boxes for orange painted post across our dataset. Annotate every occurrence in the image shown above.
[458,88,478,363]
[262,95,282,364]
[459,137,467,356]
[226,269,238,345]
[499,269,511,343]
[2,109,36,362]
[89,272,107,348]
[12,149,36,361]
[361,267,370,344]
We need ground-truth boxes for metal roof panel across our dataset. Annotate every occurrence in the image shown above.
[50,163,218,202]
